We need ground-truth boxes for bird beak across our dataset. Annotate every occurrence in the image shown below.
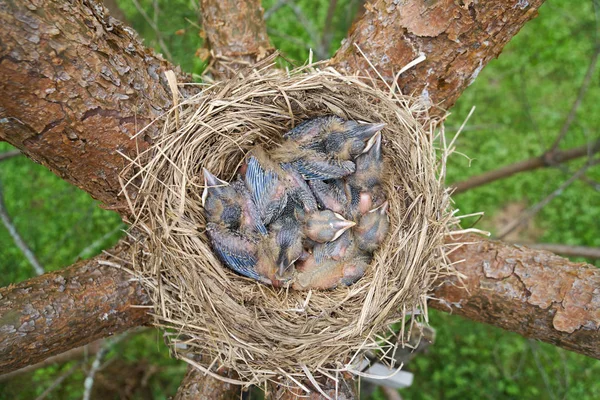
[370,201,389,215]
[201,168,228,207]
[363,131,383,156]
[362,127,384,154]
[278,258,294,279]
[331,212,357,241]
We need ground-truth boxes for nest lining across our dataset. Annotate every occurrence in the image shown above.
[124,58,454,388]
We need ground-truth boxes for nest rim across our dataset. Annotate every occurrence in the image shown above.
[123,56,455,389]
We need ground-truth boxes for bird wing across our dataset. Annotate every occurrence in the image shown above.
[206,224,267,282]
[290,158,355,181]
[245,156,287,225]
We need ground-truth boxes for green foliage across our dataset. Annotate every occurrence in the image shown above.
[0,0,599,399]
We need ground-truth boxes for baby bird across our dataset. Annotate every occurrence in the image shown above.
[244,148,318,221]
[282,115,385,181]
[244,152,288,225]
[345,132,385,216]
[267,200,304,280]
[202,169,267,235]
[303,210,356,243]
[355,201,390,253]
[284,115,385,160]
[293,252,372,290]
[308,179,348,215]
[206,222,273,285]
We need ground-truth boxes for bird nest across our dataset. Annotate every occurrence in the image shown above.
[123,56,455,391]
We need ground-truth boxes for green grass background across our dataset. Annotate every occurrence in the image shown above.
[1,0,599,398]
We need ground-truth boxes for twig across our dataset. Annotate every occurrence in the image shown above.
[82,346,109,400]
[130,0,173,60]
[35,361,84,400]
[529,340,558,400]
[548,45,600,152]
[452,139,600,193]
[320,0,338,57]
[264,0,287,19]
[81,333,129,400]
[263,0,324,59]
[287,2,323,58]
[0,150,21,162]
[497,161,598,239]
[509,242,600,259]
[74,224,125,262]
[0,180,45,276]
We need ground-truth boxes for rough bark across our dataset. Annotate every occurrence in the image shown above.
[199,0,273,77]
[0,0,194,213]
[0,339,104,382]
[0,244,151,374]
[432,234,600,360]
[174,365,241,400]
[330,0,545,116]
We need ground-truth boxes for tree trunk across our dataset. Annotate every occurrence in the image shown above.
[431,234,600,359]
[0,0,195,213]
[199,0,273,77]
[0,243,150,374]
[330,0,545,117]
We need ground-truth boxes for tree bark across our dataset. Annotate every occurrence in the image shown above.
[199,0,273,77]
[174,365,241,400]
[0,244,150,374]
[330,0,545,116]
[0,0,194,213]
[432,234,600,360]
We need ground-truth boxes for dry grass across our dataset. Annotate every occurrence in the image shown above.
[122,54,455,392]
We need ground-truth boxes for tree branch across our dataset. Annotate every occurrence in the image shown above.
[432,234,600,360]
[199,0,273,77]
[0,0,195,213]
[508,243,600,259]
[548,45,600,152]
[0,179,45,276]
[330,0,545,117]
[0,242,151,374]
[451,139,600,194]
[174,365,241,400]
[2,235,598,376]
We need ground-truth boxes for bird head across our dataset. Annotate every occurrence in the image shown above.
[304,210,356,243]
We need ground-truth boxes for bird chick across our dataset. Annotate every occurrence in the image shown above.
[244,151,288,225]
[206,222,272,284]
[281,115,384,181]
[345,132,386,216]
[284,115,385,160]
[312,230,354,263]
[308,179,348,215]
[202,169,267,235]
[355,201,390,253]
[303,210,356,243]
[244,147,319,219]
[293,252,371,290]
[267,200,304,280]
